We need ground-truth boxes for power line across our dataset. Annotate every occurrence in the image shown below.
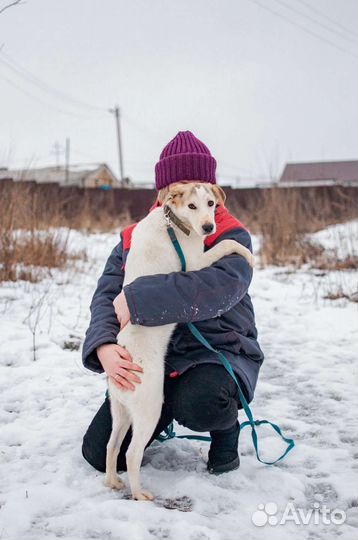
[0,52,176,150]
[0,0,23,16]
[0,51,106,114]
[274,0,357,44]
[0,72,91,118]
[122,111,164,142]
[248,0,358,58]
[0,50,105,112]
[295,0,357,39]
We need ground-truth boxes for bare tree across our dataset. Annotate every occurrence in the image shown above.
[23,286,51,362]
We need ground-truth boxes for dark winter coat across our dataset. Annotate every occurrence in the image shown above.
[82,205,264,403]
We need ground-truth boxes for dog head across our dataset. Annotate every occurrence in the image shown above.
[158,181,226,237]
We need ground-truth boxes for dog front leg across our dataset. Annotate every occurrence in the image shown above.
[201,239,254,268]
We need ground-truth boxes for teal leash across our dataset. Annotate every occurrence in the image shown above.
[158,225,295,465]
[166,227,187,271]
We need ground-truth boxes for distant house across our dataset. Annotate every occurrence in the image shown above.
[0,163,121,188]
[279,160,358,187]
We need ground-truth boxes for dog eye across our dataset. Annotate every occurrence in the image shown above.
[208,200,214,207]
[188,204,197,210]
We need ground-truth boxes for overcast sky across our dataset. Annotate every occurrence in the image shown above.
[0,0,357,185]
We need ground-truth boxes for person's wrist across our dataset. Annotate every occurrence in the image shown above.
[96,343,112,366]
[96,343,113,353]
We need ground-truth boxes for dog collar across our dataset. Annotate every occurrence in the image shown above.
[164,205,191,236]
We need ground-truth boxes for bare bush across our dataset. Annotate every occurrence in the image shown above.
[257,188,316,266]
[312,253,358,272]
[0,229,82,283]
[255,187,356,267]
[323,287,358,303]
[23,286,51,361]
[0,182,83,282]
[0,178,131,283]
[310,223,358,302]
[0,178,356,283]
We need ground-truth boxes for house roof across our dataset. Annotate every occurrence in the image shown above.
[0,163,119,185]
[279,160,358,185]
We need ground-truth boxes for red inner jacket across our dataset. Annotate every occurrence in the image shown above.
[121,203,247,255]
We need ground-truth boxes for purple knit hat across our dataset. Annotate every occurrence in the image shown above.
[155,131,217,190]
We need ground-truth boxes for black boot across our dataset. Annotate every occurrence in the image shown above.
[207,421,240,474]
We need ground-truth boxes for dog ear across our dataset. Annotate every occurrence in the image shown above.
[211,185,226,205]
[157,186,185,206]
[165,185,185,206]
[157,187,170,204]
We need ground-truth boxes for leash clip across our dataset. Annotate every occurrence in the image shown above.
[164,208,172,228]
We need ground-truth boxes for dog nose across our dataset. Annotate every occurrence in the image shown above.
[202,223,214,234]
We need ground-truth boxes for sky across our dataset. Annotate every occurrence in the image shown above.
[0,0,357,186]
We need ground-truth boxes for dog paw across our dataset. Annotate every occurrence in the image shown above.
[105,476,125,490]
[133,489,154,501]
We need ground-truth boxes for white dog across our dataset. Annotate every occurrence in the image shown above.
[105,182,254,500]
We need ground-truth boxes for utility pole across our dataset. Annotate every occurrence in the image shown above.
[109,105,124,184]
[65,137,70,184]
[52,141,63,170]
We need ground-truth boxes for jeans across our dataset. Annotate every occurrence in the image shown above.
[82,364,242,472]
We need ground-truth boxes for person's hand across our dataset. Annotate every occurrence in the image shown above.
[113,290,131,330]
[97,343,143,391]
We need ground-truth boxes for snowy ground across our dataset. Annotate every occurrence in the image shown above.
[0,222,357,540]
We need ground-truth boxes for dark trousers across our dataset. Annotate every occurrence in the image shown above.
[82,364,241,472]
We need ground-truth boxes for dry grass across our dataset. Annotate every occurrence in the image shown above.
[0,183,83,283]
[323,288,358,303]
[254,187,358,302]
[0,180,134,283]
[256,187,355,268]
[257,188,310,266]
[310,252,357,304]
[0,230,81,283]
[312,253,358,272]
[0,179,356,285]
[72,206,132,232]
[310,224,358,302]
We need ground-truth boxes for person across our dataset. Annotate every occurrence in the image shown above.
[81,131,264,475]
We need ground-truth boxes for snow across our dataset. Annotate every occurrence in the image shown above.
[311,220,358,260]
[0,222,357,540]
